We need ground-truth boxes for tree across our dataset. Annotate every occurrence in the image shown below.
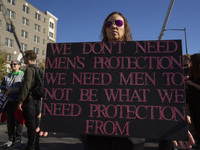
[0,50,8,83]
[38,58,45,71]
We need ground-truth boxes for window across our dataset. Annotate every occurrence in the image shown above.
[35,13,41,21]
[21,30,28,38]
[7,54,13,61]
[7,9,15,19]
[20,43,27,51]
[35,24,40,32]
[50,22,54,29]
[23,5,29,14]
[33,47,39,54]
[22,17,29,26]
[43,39,45,44]
[42,50,45,55]
[43,28,45,34]
[7,0,15,5]
[49,32,53,38]
[5,38,14,47]
[6,23,14,32]
[34,35,40,43]
[0,20,2,27]
[0,5,2,12]
[44,18,46,23]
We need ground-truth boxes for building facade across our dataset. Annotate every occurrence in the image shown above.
[0,0,58,66]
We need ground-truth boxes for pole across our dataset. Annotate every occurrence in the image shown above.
[184,28,188,54]
[158,0,175,40]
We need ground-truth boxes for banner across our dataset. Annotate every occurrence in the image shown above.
[41,40,188,140]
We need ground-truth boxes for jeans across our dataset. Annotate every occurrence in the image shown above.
[5,101,23,142]
[23,98,41,150]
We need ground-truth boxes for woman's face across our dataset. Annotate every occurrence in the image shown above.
[10,61,20,72]
[105,14,125,42]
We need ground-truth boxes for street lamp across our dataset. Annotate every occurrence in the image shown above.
[164,28,188,54]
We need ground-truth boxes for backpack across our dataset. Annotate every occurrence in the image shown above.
[31,66,44,100]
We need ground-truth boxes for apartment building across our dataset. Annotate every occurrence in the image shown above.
[0,0,58,66]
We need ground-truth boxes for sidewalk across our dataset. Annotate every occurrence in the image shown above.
[0,122,83,150]
[0,122,163,150]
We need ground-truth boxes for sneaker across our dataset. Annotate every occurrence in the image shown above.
[13,140,23,148]
[2,141,13,148]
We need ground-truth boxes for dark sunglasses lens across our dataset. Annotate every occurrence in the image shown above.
[10,64,17,66]
[105,21,112,28]
[115,20,123,27]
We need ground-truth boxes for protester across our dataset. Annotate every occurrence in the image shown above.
[17,50,41,150]
[0,60,24,148]
[81,11,146,150]
[86,11,195,150]
[182,53,197,146]
[185,53,200,148]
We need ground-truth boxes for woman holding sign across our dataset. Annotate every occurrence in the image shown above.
[83,11,195,150]
[83,11,145,150]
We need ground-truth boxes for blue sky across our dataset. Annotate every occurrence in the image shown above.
[27,0,200,55]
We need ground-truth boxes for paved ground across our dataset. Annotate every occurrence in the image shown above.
[1,121,199,150]
[0,121,159,150]
[0,121,83,150]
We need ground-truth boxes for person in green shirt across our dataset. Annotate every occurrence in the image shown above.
[1,60,24,148]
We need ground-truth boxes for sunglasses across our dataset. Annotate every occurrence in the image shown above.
[10,63,17,66]
[105,20,123,28]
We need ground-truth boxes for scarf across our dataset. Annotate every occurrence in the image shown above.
[11,70,23,76]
